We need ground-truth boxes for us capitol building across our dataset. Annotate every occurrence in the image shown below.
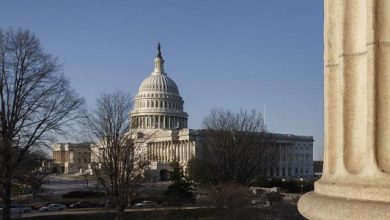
[52,44,314,181]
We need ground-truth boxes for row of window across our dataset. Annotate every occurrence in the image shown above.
[138,93,178,98]
[278,144,311,151]
[281,153,311,161]
[265,153,311,163]
[268,166,310,177]
[142,84,177,92]
[136,99,183,109]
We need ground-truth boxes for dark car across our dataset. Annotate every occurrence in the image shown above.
[69,201,91,209]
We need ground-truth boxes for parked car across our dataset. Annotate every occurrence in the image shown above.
[133,201,156,208]
[38,204,66,212]
[251,198,270,208]
[0,205,32,213]
[21,206,32,213]
[69,201,91,209]
[0,205,32,219]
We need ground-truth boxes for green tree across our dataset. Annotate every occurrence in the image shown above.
[165,161,194,206]
[14,149,51,196]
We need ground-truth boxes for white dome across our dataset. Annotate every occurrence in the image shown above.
[138,74,179,94]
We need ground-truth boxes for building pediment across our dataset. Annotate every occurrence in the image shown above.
[148,129,172,139]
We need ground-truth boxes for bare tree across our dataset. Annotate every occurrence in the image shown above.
[85,91,146,220]
[188,109,272,185]
[0,29,84,220]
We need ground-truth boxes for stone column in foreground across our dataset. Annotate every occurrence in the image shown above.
[298,0,390,219]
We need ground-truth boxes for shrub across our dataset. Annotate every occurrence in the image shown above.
[62,191,105,198]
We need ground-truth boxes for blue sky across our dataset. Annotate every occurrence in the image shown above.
[1,1,324,160]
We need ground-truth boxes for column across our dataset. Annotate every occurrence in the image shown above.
[177,142,181,161]
[154,143,157,161]
[178,142,181,160]
[163,142,167,162]
[187,141,190,160]
[146,116,148,128]
[184,141,187,162]
[160,143,163,161]
[181,142,184,161]
[170,142,174,161]
[148,145,151,161]
[181,142,185,161]
[151,143,153,160]
[167,142,170,162]
[175,142,178,160]
[298,1,390,219]
[166,142,169,161]
[158,143,161,161]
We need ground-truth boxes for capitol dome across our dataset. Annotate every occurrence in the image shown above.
[138,73,179,94]
[131,44,188,130]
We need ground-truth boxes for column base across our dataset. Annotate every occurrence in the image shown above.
[298,191,390,220]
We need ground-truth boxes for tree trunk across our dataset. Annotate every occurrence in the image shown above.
[115,206,125,220]
[2,176,12,220]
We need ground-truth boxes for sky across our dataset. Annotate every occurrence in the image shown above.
[1,1,324,160]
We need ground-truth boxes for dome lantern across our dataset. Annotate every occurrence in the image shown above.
[153,43,165,75]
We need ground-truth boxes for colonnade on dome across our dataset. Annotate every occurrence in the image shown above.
[132,115,187,129]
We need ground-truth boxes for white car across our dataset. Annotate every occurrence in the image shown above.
[133,201,155,208]
[38,204,66,212]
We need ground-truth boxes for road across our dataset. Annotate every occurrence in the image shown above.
[41,175,98,196]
